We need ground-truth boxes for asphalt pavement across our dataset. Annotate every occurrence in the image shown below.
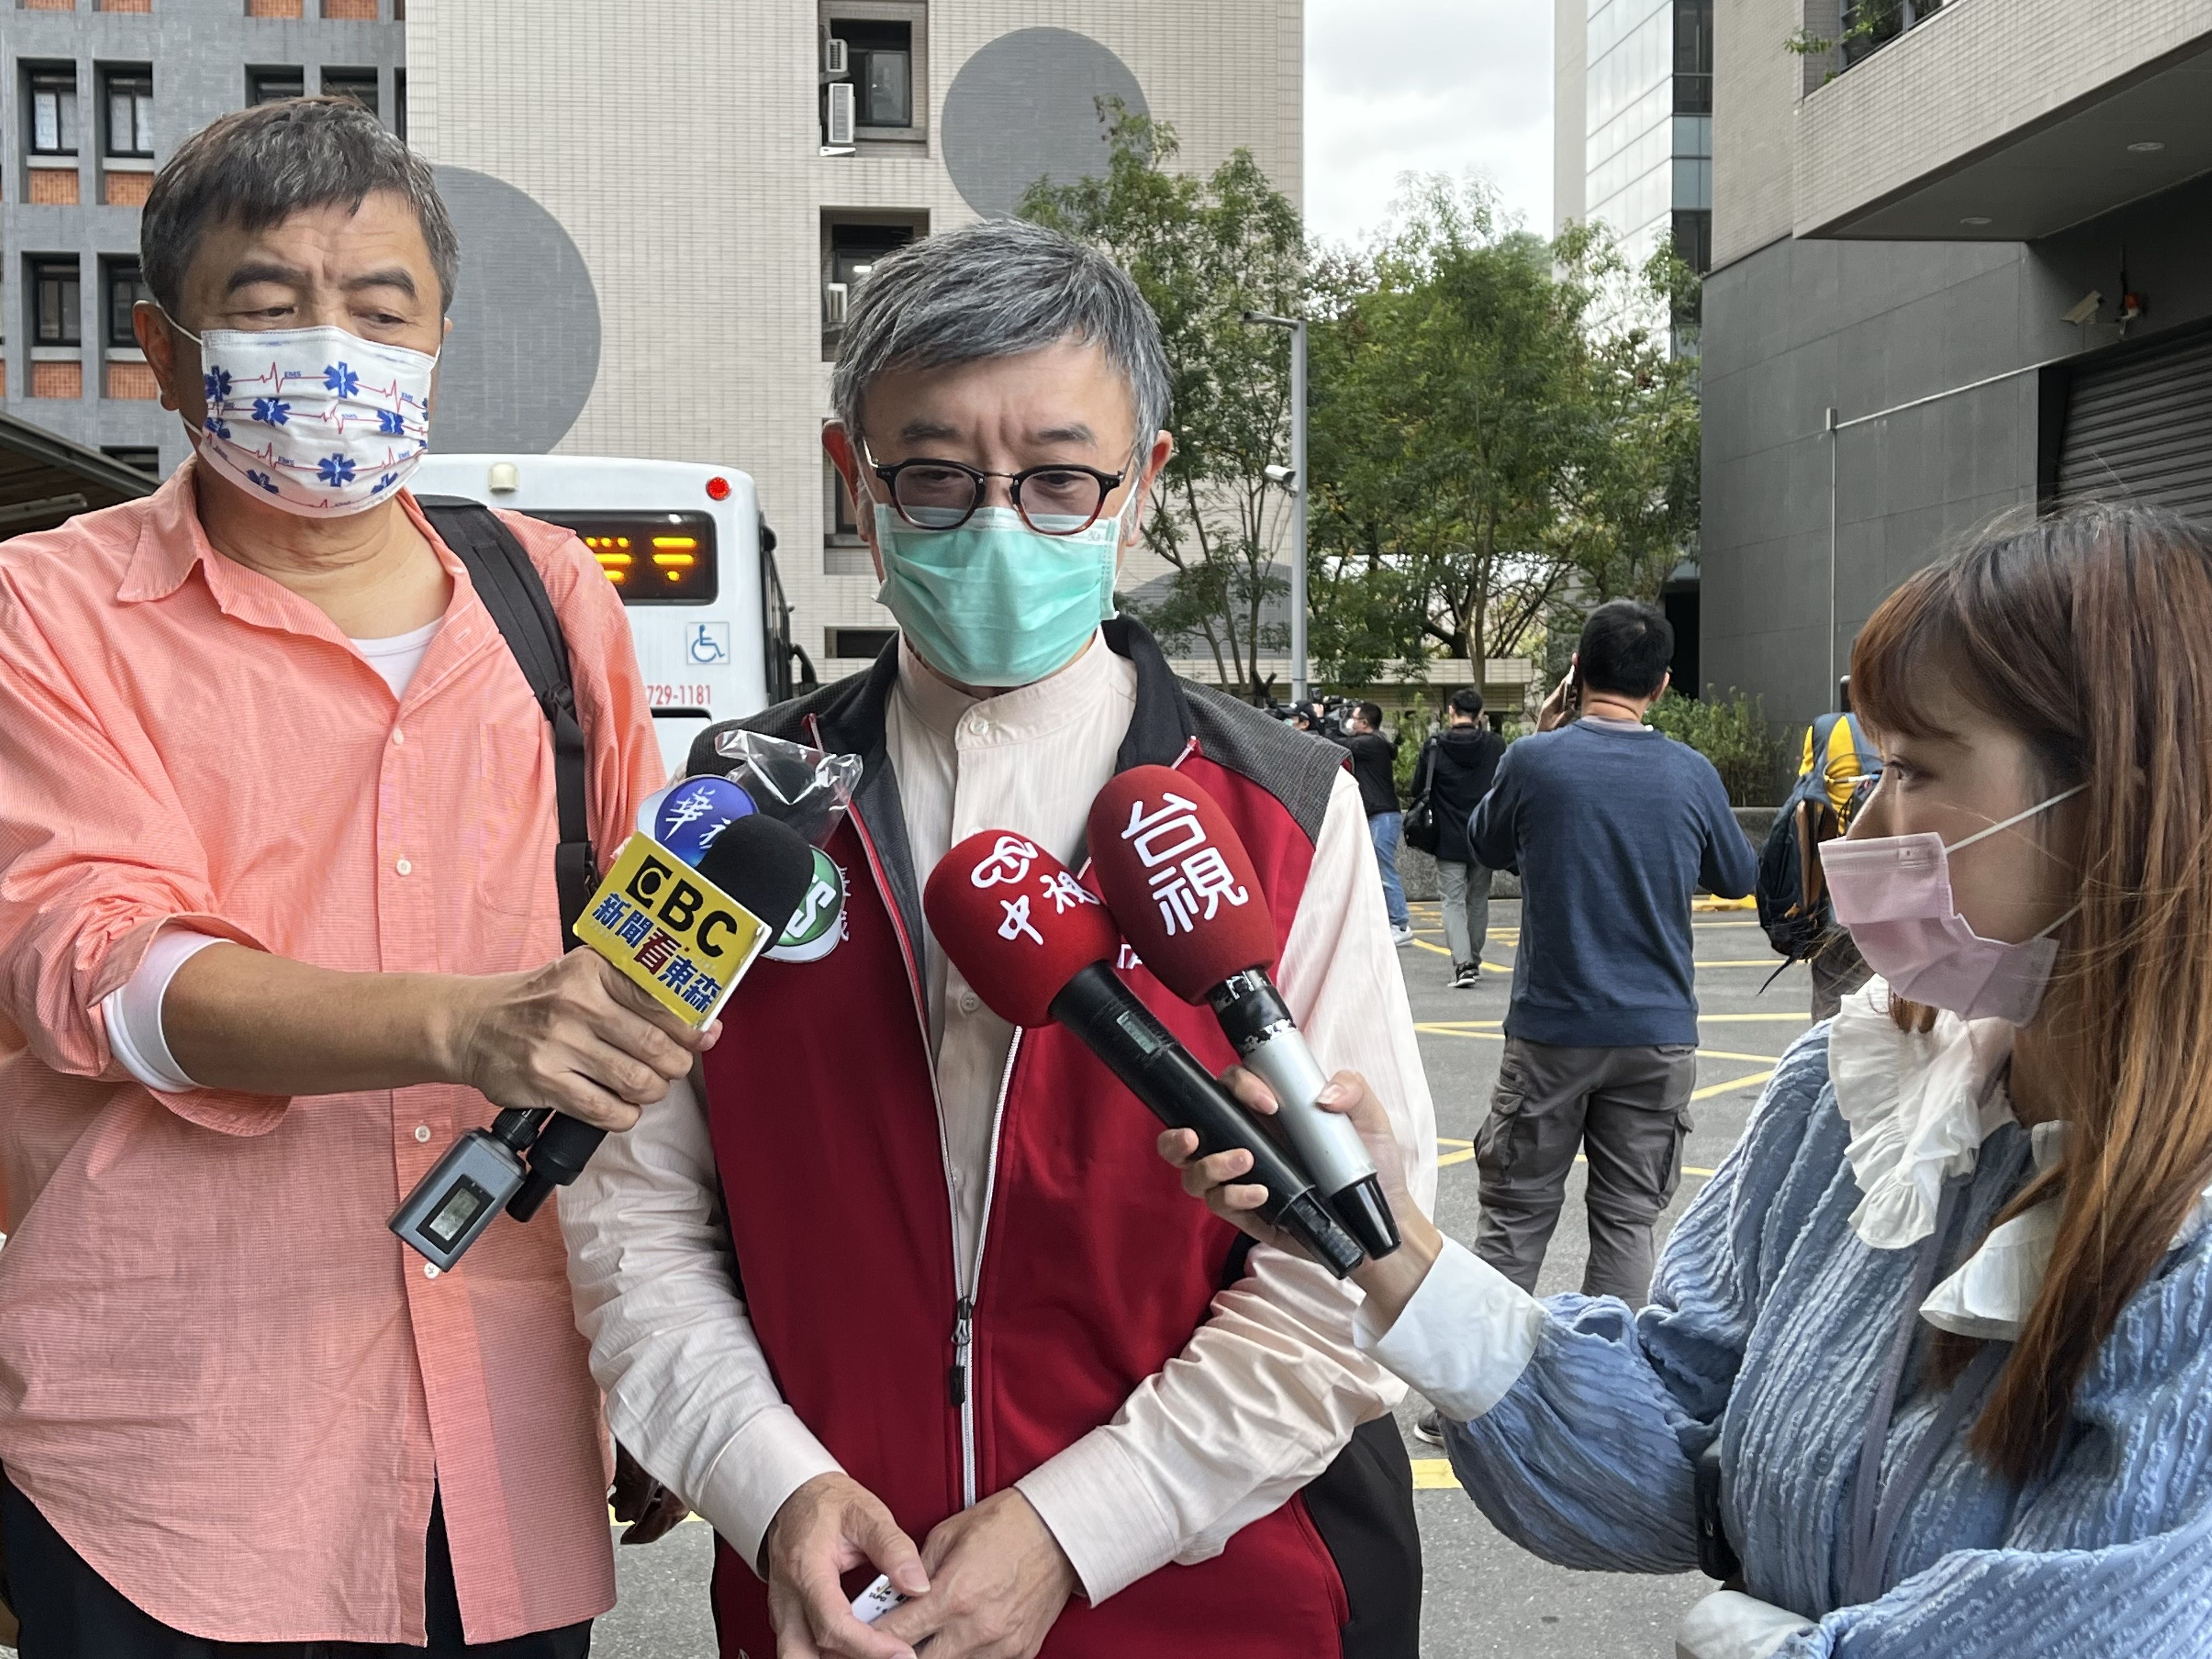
[593,895,1819,1659]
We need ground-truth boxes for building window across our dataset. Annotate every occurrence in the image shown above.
[1673,0,1713,115]
[822,212,923,356]
[29,68,80,155]
[105,259,150,348]
[248,66,305,105]
[833,21,911,128]
[321,68,379,119]
[31,257,83,348]
[394,69,408,140]
[104,446,161,478]
[1671,208,1712,278]
[822,3,927,142]
[827,628,898,661]
[104,69,154,157]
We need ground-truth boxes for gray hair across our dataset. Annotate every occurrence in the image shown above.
[831,219,1170,446]
[142,97,459,317]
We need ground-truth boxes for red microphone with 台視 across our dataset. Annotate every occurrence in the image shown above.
[1087,766,1401,1260]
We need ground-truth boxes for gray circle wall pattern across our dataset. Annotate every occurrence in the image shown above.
[941,28,1150,219]
[432,166,602,454]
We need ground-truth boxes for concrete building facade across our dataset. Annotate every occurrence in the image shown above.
[1,0,406,476]
[1702,0,2212,742]
[408,0,1301,686]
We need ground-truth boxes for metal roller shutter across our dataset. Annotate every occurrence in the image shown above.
[2056,329,2212,520]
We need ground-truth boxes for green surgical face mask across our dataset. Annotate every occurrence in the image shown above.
[873,502,1125,687]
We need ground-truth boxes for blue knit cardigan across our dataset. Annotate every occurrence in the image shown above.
[1444,1024,2212,1656]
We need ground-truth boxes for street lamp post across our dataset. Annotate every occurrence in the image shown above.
[1242,309,1308,706]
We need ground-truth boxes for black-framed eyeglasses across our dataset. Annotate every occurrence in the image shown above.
[862,441,1130,536]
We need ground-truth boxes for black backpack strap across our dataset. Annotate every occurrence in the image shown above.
[418,497,596,949]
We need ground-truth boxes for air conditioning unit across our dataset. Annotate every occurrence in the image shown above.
[825,81,856,146]
[824,282,849,326]
[823,37,848,76]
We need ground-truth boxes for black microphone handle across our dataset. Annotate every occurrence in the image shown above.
[1047,963,1366,1279]
[506,1113,604,1220]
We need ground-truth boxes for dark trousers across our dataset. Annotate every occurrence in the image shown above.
[1472,1036,1698,1305]
[1,1471,590,1659]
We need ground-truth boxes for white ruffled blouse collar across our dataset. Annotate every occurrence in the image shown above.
[1830,979,2016,1252]
[1830,978,2212,1341]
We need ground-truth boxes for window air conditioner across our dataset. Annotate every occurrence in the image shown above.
[825,282,849,326]
[826,81,857,146]
[823,37,848,76]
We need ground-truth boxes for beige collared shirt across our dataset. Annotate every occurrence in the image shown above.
[563,629,1439,1602]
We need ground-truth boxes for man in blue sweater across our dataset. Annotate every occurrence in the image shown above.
[1465,600,1756,1307]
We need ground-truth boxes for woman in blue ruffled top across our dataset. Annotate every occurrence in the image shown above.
[1161,504,2212,1657]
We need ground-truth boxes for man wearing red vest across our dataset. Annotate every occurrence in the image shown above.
[562,219,1437,1659]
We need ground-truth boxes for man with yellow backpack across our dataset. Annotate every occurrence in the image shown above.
[1755,696,1881,1020]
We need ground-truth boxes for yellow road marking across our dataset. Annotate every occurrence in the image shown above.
[1697,1013,1814,1023]
[1412,1457,1462,1489]
[1690,1069,1774,1102]
[1696,960,1800,968]
[1698,1048,1786,1063]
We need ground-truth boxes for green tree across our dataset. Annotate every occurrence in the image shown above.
[1647,687,1784,806]
[1020,104,1302,701]
[1305,179,1700,689]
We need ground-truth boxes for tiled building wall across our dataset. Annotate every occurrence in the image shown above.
[1709,0,1798,269]
[410,0,1302,682]
[0,0,404,473]
[1793,0,2212,235]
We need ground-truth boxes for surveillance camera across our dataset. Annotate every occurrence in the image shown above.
[1263,464,1298,489]
[2063,290,2103,326]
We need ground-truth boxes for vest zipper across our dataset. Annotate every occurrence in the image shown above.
[954,1029,1020,1510]
[831,770,979,1508]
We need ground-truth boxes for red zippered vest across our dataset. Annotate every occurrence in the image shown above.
[691,623,1418,1659]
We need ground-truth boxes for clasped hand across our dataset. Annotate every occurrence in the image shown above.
[764,1474,1075,1659]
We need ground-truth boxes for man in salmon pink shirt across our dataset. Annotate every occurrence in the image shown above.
[0,99,698,1657]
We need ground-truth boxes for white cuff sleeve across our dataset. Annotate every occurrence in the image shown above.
[1014,1427,1182,1605]
[1356,1234,1545,1423]
[1675,1590,1818,1659]
[100,928,228,1094]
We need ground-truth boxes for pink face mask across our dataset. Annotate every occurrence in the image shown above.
[1823,785,2085,1026]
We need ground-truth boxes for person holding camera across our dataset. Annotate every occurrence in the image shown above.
[1161,507,2212,1658]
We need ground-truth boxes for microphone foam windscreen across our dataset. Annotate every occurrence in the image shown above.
[696,812,817,936]
[923,831,1121,1028]
[1087,766,1279,1003]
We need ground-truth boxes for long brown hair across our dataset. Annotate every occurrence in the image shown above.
[1850,504,2212,1485]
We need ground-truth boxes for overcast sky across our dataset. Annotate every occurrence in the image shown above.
[1305,0,1555,250]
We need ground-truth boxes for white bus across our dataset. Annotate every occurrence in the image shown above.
[412,454,812,775]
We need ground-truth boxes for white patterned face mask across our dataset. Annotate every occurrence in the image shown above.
[180,321,435,518]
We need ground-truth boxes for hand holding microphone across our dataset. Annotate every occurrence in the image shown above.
[1087,768,1401,1259]
[392,811,816,1269]
[921,830,1367,1278]
[1164,1065,1446,1328]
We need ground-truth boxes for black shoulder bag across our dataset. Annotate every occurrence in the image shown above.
[416,498,596,949]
